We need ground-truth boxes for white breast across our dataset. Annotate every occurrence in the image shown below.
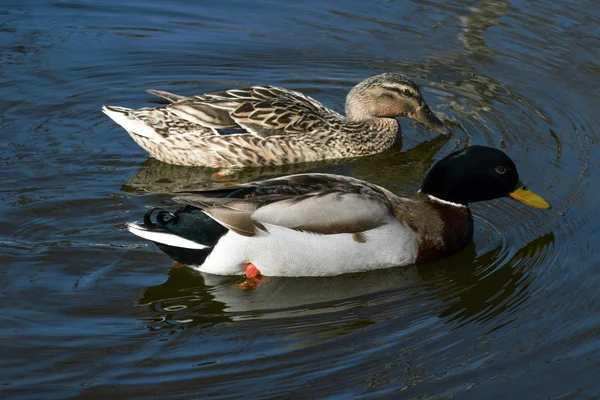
[196,218,419,277]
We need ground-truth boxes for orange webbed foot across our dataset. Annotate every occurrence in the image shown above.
[235,263,268,290]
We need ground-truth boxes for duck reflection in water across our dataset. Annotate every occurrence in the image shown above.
[138,230,554,339]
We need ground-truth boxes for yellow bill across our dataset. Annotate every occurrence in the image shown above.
[508,182,550,209]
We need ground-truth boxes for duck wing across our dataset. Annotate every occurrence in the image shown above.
[173,173,394,237]
[165,86,344,137]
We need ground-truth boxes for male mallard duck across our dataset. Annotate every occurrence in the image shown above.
[128,146,550,277]
[127,146,549,277]
[102,73,450,168]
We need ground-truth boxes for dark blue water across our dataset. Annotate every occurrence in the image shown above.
[2,0,600,398]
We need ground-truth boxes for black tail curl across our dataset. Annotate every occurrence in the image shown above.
[143,207,179,228]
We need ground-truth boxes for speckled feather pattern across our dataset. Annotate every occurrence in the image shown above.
[103,73,443,168]
[150,118,398,167]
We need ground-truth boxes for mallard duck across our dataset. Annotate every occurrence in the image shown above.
[127,146,549,277]
[102,73,450,168]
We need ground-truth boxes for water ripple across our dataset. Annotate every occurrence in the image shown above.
[3,0,600,398]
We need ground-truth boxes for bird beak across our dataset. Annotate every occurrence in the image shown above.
[408,105,451,135]
[508,181,551,209]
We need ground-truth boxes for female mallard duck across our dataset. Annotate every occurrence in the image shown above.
[102,73,450,168]
[127,146,549,277]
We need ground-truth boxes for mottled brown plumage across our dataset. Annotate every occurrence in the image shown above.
[103,73,450,168]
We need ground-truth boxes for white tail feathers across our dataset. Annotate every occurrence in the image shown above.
[102,105,162,140]
[127,223,208,249]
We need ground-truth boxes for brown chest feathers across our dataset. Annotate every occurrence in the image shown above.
[391,193,474,264]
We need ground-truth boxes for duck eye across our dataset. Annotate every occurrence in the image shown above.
[401,89,411,96]
[495,166,507,175]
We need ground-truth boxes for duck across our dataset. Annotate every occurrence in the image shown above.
[127,145,549,277]
[102,73,450,168]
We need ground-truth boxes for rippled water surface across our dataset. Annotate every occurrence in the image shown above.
[2,0,600,398]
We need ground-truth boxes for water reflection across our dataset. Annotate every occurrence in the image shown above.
[456,0,509,56]
[136,250,467,328]
[436,232,555,329]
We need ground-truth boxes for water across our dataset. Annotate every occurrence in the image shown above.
[1,0,599,398]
